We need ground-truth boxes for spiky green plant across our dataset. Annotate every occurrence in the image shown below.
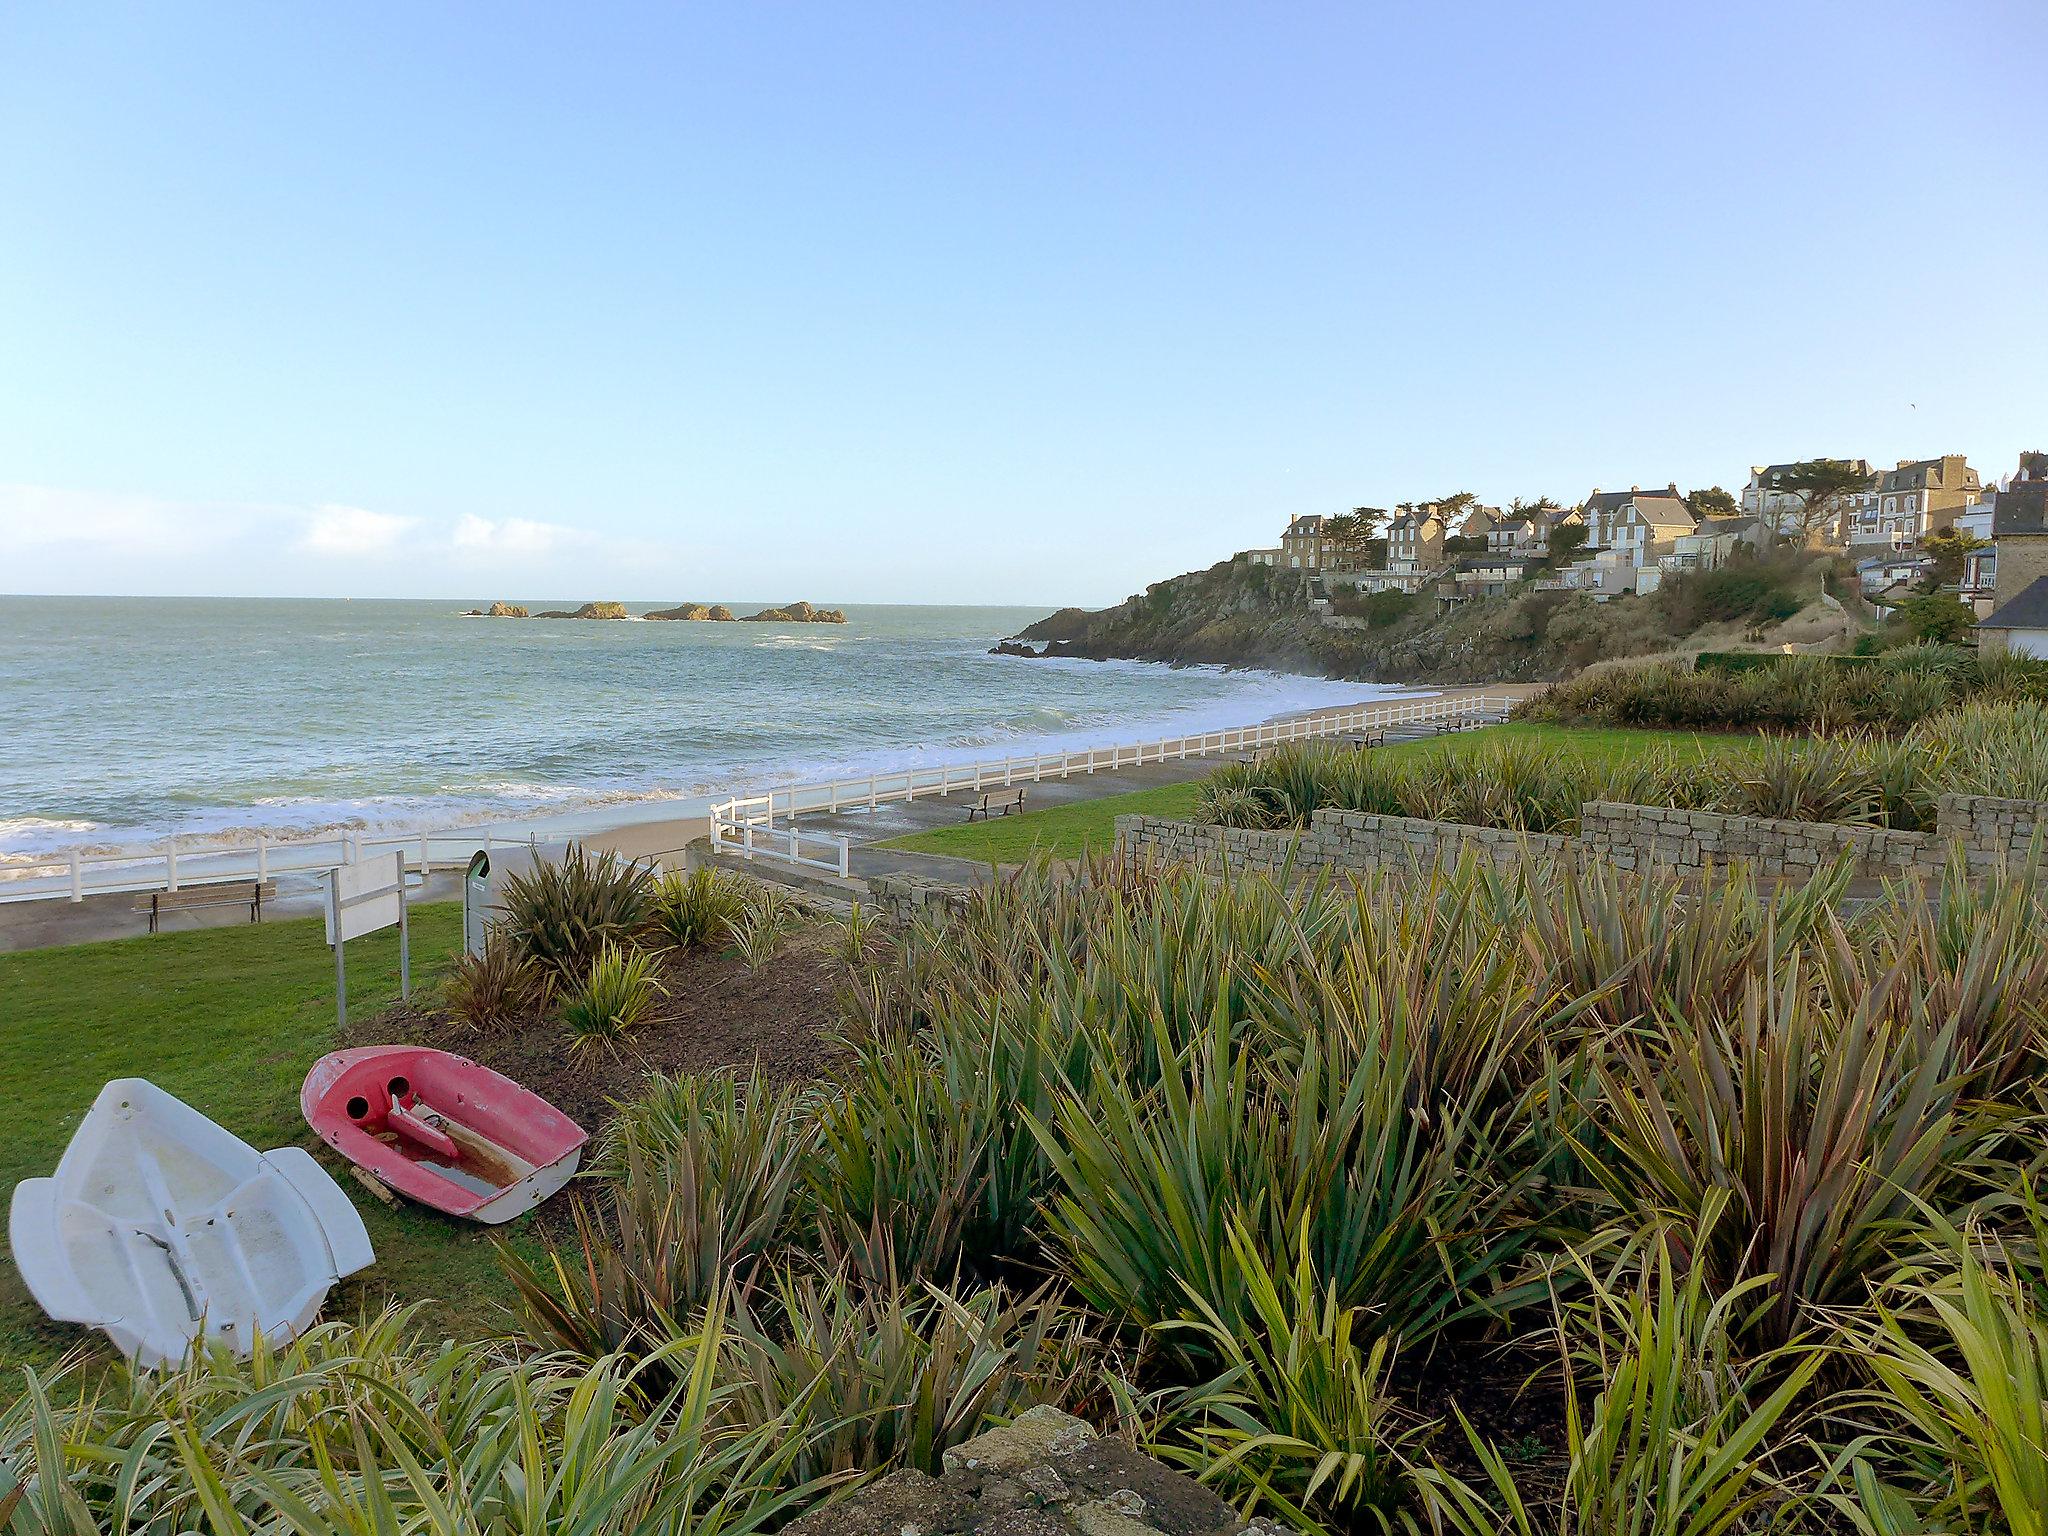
[1834,1219,2048,1536]
[506,1071,817,1365]
[442,936,546,1027]
[500,845,655,986]
[729,883,805,970]
[1146,1215,1424,1530]
[0,1300,828,1536]
[648,864,749,950]
[559,940,665,1057]
[1582,959,1982,1344]
[719,1263,1095,1483]
[1416,1228,1822,1536]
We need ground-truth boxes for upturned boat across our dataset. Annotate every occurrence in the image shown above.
[10,1079,374,1366]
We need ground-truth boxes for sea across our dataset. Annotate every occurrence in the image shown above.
[0,596,1413,867]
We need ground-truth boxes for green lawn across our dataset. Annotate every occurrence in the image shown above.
[877,723,1762,865]
[0,902,545,1374]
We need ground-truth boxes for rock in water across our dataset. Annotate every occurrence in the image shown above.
[740,602,847,623]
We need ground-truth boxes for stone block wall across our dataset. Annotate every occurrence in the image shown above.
[868,872,975,926]
[1936,793,2048,870]
[782,1405,1278,1536]
[1110,816,1307,876]
[1577,801,1938,880]
[1311,808,1575,869]
[1116,795,2048,885]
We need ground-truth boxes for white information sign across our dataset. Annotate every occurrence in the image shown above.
[327,852,411,1028]
[326,853,403,945]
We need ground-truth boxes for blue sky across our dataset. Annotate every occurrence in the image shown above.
[2,2,2042,606]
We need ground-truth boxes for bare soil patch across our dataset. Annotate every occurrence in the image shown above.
[346,925,855,1139]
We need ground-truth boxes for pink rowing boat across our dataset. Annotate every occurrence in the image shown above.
[301,1046,586,1224]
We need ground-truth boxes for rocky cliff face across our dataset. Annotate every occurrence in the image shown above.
[1002,559,1586,684]
[645,603,736,621]
[535,601,632,620]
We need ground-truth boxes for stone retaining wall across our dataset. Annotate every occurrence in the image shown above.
[783,1405,1277,1536]
[1937,793,2048,867]
[1313,808,1577,869]
[867,872,975,926]
[1116,792,2048,884]
[1578,801,1936,879]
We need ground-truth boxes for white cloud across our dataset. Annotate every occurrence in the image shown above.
[0,483,261,552]
[300,504,417,557]
[451,513,588,557]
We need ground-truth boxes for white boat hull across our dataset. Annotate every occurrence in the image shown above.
[9,1079,374,1368]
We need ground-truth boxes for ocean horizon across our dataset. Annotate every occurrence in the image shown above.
[0,595,1410,866]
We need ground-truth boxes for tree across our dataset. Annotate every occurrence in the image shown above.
[1688,486,1739,516]
[1433,491,1478,522]
[1896,592,1976,644]
[1918,526,1987,591]
[1322,510,1383,571]
[1547,522,1590,562]
[1772,460,1871,546]
[1510,495,1561,518]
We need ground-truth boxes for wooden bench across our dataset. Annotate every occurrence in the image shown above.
[965,786,1028,821]
[134,880,278,933]
[1336,730,1385,751]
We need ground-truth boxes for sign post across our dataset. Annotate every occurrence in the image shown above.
[327,852,410,1030]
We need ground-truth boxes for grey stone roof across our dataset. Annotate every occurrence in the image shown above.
[1993,481,2048,537]
[1979,576,2048,631]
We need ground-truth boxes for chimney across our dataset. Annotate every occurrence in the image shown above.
[1667,482,1678,495]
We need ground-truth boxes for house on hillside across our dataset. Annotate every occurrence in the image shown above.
[1744,461,1878,541]
[1280,514,1330,571]
[1384,506,1446,573]
[1858,552,1934,596]
[1663,516,1763,574]
[1450,551,1545,599]
[1868,456,1982,547]
[1580,485,1697,570]
[1980,478,2048,658]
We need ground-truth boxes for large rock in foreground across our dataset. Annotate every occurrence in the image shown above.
[740,601,847,623]
[781,1406,1272,1536]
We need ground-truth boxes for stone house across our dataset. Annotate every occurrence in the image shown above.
[1279,513,1330,570]
[1581,485,1697,569]
[1384,506,1446,572]
[1871,455,1983,546]
[1980,478,2048,658]
[1744,460,1878,542]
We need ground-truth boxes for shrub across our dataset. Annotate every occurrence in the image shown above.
[1417,1233,1822,1535]
[0,1303,828,1536]
[1143,1215,1422,1529]
[730,882,805,970]
[806,1036,996,1280]
[648,865,748,950]
[442,937,545,1027]
[558,941,665,1057]
[1582,974,1984,1344]
[720,1266,1094,1483]
[500,846,655,987]
[507,1071,817,1363]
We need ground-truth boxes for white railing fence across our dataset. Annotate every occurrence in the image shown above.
[735,691,1514,826]
[707,796,852,879]
[0,829,542,907]
[3,693,1512,901]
